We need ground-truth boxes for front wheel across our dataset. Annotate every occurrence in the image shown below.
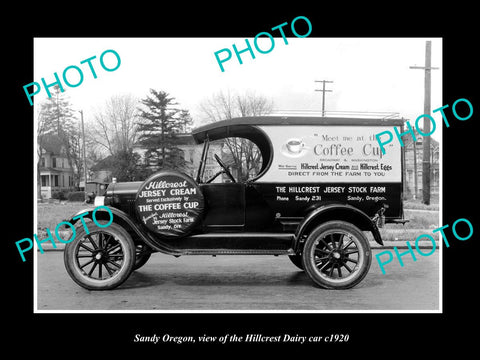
[64,222,136,290]
[302,221,371,289]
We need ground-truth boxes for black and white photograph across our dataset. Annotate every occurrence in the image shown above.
[31,37,443,313]
[6,6,479,354]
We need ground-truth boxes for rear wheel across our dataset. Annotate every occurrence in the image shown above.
[64,222,136,290]
[302,221,371,289]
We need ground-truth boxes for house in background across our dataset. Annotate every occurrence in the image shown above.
[89,155,115,183]
[38,134,75,199]
[88,155,115,196]
[175,134,223,182]
[125,134,223,182]
[402,129,440,199]
[88,134,228,187]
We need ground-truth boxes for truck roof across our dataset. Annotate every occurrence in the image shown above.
[191,116,405,143]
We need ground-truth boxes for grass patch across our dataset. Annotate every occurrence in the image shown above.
[394,209,439,229]
[377,228,439,242]
[37,201,95,232]
[378,208,440,242]
[404,198,440,211]
[366,228,439,242]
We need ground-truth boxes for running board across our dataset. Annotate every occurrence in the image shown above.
[180,249,295,256]
[156,232,297,255]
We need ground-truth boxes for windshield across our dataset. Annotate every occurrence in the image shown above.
[196,137,264,183]
[193,124,272,183]
[221,137,263,182]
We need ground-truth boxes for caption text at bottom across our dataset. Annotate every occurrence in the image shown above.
[134,333,349,345]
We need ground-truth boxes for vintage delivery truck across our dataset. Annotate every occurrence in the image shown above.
[63,116,406,290]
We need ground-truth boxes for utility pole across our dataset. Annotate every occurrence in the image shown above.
[314,80,333,117]
[413,140,418,199]
[410,41,438,205]
[79,110,88,202]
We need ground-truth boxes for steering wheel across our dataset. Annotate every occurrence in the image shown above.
[214,154,236,183]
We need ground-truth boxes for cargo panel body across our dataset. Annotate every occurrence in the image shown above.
[100,116,405,252]
[191,116,405,231]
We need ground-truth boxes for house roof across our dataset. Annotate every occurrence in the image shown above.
[174,133,196,145]
[402,127,439,147]
[90,155,116,171]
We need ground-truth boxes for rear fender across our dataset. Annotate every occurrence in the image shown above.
[294,203,383,251]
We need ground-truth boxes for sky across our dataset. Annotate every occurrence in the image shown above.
[33,37,442,139]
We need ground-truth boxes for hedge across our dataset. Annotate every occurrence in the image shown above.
[67,191,86,202]
[51,190,67,200]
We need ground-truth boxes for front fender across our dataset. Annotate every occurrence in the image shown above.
[64,208,96,224]
[65,206,180,255]
[295,203,383,249]
[65,206,139,234]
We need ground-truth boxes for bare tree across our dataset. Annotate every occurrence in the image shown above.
[89,94,139,156]
[36,109,48,198]
[199,90,273,181]
[199,89,235,123]
[199,89,273,124]
[236,91,273,117]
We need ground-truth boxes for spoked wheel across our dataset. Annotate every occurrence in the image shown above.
[64,222,136,290]
[302,221,371,289]
[133,243,152,271]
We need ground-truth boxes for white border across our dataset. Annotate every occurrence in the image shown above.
[33,37,443,314]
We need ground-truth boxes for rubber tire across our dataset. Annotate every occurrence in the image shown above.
[133,243,152,271]
[302,221,371,289]
[64,222,136,290]
[288,254,304,270]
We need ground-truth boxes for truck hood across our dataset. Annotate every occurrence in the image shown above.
[106,181,143,196]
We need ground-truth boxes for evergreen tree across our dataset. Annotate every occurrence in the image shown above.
[38,86,76,137]
[136,89,190,172]
[37,86,82,187]
[110,149,143,182]
[178,109,193,133]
